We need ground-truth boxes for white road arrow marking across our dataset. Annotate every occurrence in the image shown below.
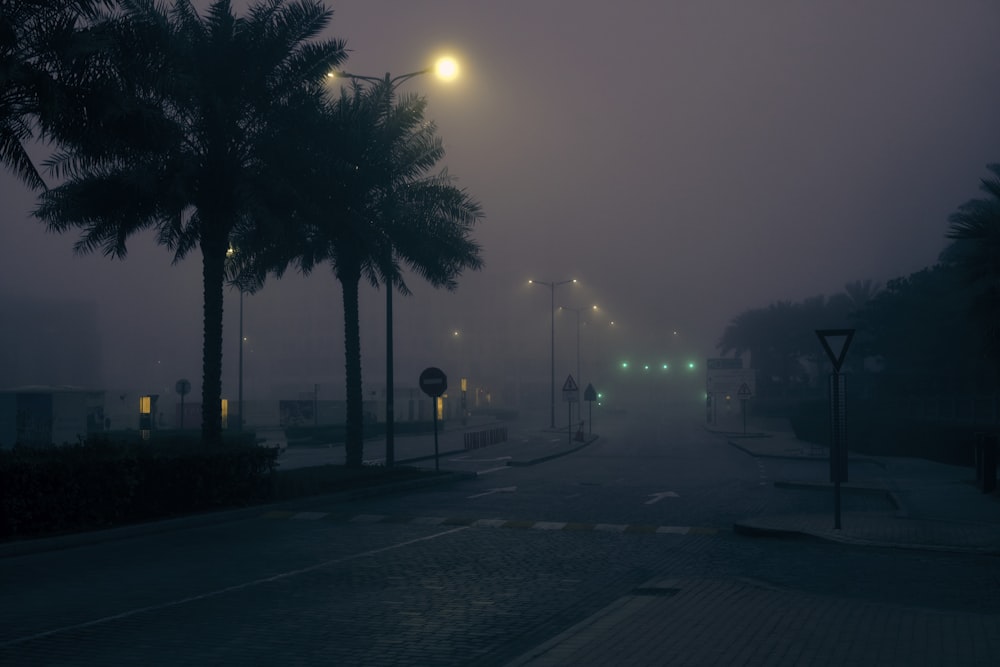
[645,491,679,505]
[467,486,518,499]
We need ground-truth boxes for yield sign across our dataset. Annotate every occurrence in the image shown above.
[815,329,855,373]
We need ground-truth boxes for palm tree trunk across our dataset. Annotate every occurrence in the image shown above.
[201,246,226,445]
[341,271,365,467]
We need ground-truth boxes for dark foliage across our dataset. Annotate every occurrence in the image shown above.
[0,437,278,538]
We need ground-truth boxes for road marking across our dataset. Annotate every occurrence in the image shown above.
[467,486,518,499]
[448,456,512,462]
[476,465,511,476]
[533,522,568,530]
[645,491,679,505]
[0,526,468,649]
[259,512,720,538]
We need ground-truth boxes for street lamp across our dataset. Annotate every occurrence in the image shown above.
[331,56,459,467]
[225,247,245,431]
[530,278,576,428]
[559,304,598,421]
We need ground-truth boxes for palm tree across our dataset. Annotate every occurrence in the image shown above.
[246,81,483,467]
[35,0,347,444]
[945,163,1000,373]
[0,0,111,190]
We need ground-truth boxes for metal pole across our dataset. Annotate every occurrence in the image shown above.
[433,398,440,472]
[575,309,581,422]
[550,283,556,429]
[567,400,572,446]
[386,285,395,467]
[238,290,244,431]
[832,372,842,530]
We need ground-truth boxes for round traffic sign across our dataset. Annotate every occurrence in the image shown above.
[419,367,448,398]
[175,379,191,396]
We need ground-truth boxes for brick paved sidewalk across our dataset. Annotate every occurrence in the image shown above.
[727,430,1000,555]
[503,576,1000,667]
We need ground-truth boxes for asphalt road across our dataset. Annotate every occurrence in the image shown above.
[2,408,999,665]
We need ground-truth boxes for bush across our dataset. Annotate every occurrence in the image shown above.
[0,437,278,539]
[790,398,981,466]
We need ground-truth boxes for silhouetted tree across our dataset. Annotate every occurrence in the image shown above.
[944,163,1000,367]
[241,81,484,466]
[0,0,111,190]
[35,0,347,444]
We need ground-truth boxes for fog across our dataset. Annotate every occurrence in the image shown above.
[1,1,999,413]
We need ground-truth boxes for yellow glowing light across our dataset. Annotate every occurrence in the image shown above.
[434,56,459,81]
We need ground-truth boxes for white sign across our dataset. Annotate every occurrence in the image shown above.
[707,368,756,398]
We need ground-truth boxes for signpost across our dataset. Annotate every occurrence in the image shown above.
[562,374,579,445]
[584,383,597,435]
[419,367,448,472]
[816,328,854,530]
[705,361,755,426]
[737,381,753,434]
[175,379,191,429]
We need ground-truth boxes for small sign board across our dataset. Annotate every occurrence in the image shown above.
[562,374,579,402]
[737,382,753,399]
[816,329,854,373]
[419,367,448,398]
[706,368,756,398]
[584,383,597,402]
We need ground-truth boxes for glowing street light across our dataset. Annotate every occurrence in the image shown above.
[330,56,460,468]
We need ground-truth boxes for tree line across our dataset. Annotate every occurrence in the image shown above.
[718,164,1000,402]
[2,0,484,465]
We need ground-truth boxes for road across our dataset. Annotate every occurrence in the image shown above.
[2,408,999,665]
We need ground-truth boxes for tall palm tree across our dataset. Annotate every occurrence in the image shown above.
[946,163,1000,370]
[35,0,347,444]
[245,81,483,467]
[0,0,111,190]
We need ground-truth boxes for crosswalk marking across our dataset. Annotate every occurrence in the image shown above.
[261,511,718,536]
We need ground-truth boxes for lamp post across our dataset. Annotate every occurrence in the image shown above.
[559,304,597,421]
[530,279,576,428]
[332,57,459,467]
[226,247,245,431]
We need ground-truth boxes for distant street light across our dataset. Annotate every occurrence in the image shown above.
[559,304,598,421]
[331,57,460,467]
[530,278,576,428]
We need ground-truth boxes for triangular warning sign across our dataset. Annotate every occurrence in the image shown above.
[815,329,855,373]
[562,374,578,392]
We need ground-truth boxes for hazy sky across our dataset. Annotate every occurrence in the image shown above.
[2,1,999,404]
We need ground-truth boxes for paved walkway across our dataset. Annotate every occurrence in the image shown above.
[503,425,1000,667]
[726,428,1000,554]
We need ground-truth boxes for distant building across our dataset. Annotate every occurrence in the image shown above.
[0,386,104,447]
[0,295,102,389]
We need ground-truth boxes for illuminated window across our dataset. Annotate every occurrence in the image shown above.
[221,399,229,429]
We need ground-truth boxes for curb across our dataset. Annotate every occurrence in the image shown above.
[506,436,600,466]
